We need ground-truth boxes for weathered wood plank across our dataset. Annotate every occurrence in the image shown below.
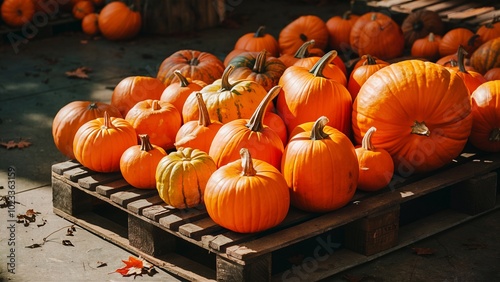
[63,166,96,182]
[51,160,81,175]
[95,179,131,197]
[159,208,208,231]
[77,172,123,191]
[128,215,176,256]
[110,188,158,207]
[179,217,223,240]
[142,204,175,221]
[127,195,165,215]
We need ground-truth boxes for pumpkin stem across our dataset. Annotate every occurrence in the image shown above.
[294,40,316,59]
[195,92,212,127]
[342,10,353,20]
[428,32,435,42]
[174,70,190,87]
[253,50,268,73]
[361,127,377,151]
[489,128,500,142]
[364,54,377,66]
[254,26,266,38]
[102,111,112,129]
[220,64,235,91]
[457,45,469,73]
[139,134,154,151]
[151,100,161,111]
[370,12,378,21]
[310,50,338,78]
[310,116,330,141]
[411,121,430,136]
[240,148,257,176]
[467,34,480,48]
[246,85,281,132]
[299,33,308,42]
[88,102,98,110]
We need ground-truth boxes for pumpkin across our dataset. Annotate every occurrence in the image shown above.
[326,10,359,51]
[401,9,444,47]
[160,70,207,115]
[233,26,280,57]
[278,15,329,55]
[111,76,166,117]
[347,54,389,100]
[263,111,288,146]
[209,85,284,170]
[355,127,394,191]
[411,32,442,62]
[281,116,358,212]
[352,54,387,69]
[349,12,405,60]
[276,50,353,137]
[226,50,287,92]
[125,99,181,151]
[120,134,167,189]
[72,0,94,20]
[439,27,480,57]
[156,147,217,209]
[181,64,270,124]
[98,1,141,41]
[446,46,487,95]
[352,60,473,174]
[293,53,347,87]
[1,0,35,27]
[484,68,500,81]
[223,49,247,67]
[52,101,122,159]
[204,148,290,233]
[476,17,500,45]
[469,81,500,152]
[73,112,137,173]
[157,49,225,86]
[470,37,500,75]
[435,53,474,71]
[278,39,323,68]
[175,93,223,153]
[81,13,99,36]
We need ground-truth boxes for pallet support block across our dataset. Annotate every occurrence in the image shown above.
[216,254,271,282]
[128,215,176,256]
[344,206,400,256]
[52,176,93,215]
[450,172,497,215]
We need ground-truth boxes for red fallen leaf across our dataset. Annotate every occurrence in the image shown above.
[65,67,92,79]
[17,139,32,149]
[115,256,154,277]
[0,138,32,149]
[412,247,435,255]
[1,140,17,149]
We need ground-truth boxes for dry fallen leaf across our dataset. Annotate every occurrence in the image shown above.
[62,240,74,247]
[1,140,17,149]
[412,247,435,256]
[115,256,155,278]
[1,138,32,149]
[65,67,92,79]
[17,139,32,149]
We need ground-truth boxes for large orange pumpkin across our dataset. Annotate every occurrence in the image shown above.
[111,76,166,117]
[469,81,500,152]
[1,0,35,27]
[278,15,329,55]
[204,148,290,233]
[98,1,142,41]
[352,60,473,174]
[282,116,358,212]
[52,101,122,159]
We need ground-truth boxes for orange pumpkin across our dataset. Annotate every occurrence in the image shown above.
[469,81,500,152]
[233,26,280,57]
[72,0,94,20]
[160,70,207,115]
[293,54,347,87]
[470,37,500,75]
[73,112,137,173]
[208,86,284,170]
[81,13,99,36]
[278,39,323,68]
[352,60,473,174]
[120,134,167,189]
[446,46,487,95]
[400,9,444,48]
[348,54,389,100]
[98,1,141,41]
[278,15,329,55]
[326,10,359,51]
[484,68,500,81]
[476,17,500,45]
[125,100,181,151]
[1,0,35,27]
[355,127,394,191]
[282,116,358,212]
[111,76,166,117]
[411,32,442,62]
[439,27,480,57]
[204,148,290,233]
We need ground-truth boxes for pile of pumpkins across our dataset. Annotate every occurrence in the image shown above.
[52,9,500,234]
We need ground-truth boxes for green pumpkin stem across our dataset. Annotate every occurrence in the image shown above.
[174,70,190,87]
[139,134,154,152]
[240,148,257,176]
[310,116,330,141]
[254,26,266,38]
[364,54,377,66]
[293,40,316,59]
[246,85,281,132]
[489,128,500,142]
[195,92,212,127]
[253,50,267,73]
[457,45,469,73]
[362,127,377,151]
[310,50,337,78]
[220,64,235,91]
[411,121,430,136]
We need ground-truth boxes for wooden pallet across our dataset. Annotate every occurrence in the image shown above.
[51,151,500,281]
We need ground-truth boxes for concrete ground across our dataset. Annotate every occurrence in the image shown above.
[0,0,499,281]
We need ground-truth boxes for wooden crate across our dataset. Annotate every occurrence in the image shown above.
[51,151,500,281]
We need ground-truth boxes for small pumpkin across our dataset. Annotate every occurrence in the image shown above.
[278,39,324,68]
[439,27,480,57]
[73,112,137,173]
[278,15,329,55]
[411,32,442,62]
[355,127,394,192]
[120,134,167,189]
[156,147,217,209]
[446,46,487,95]
[72,0,94,20]
[233,26,280,57]
[470,37,500,75]
[281,116,358,212]
[111,76,166,117]
[204,148,290,233]
[469,81,500,152]
[347,54,389,100]
[401,9,444,47]
[484,67,500,81]
[1,0,35,27]
[125,99,182,151]
[326,10,359,51]
[81,13,100,36]
[98,1,141,41]
[160,70,207,115]
[476,17,500,45]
